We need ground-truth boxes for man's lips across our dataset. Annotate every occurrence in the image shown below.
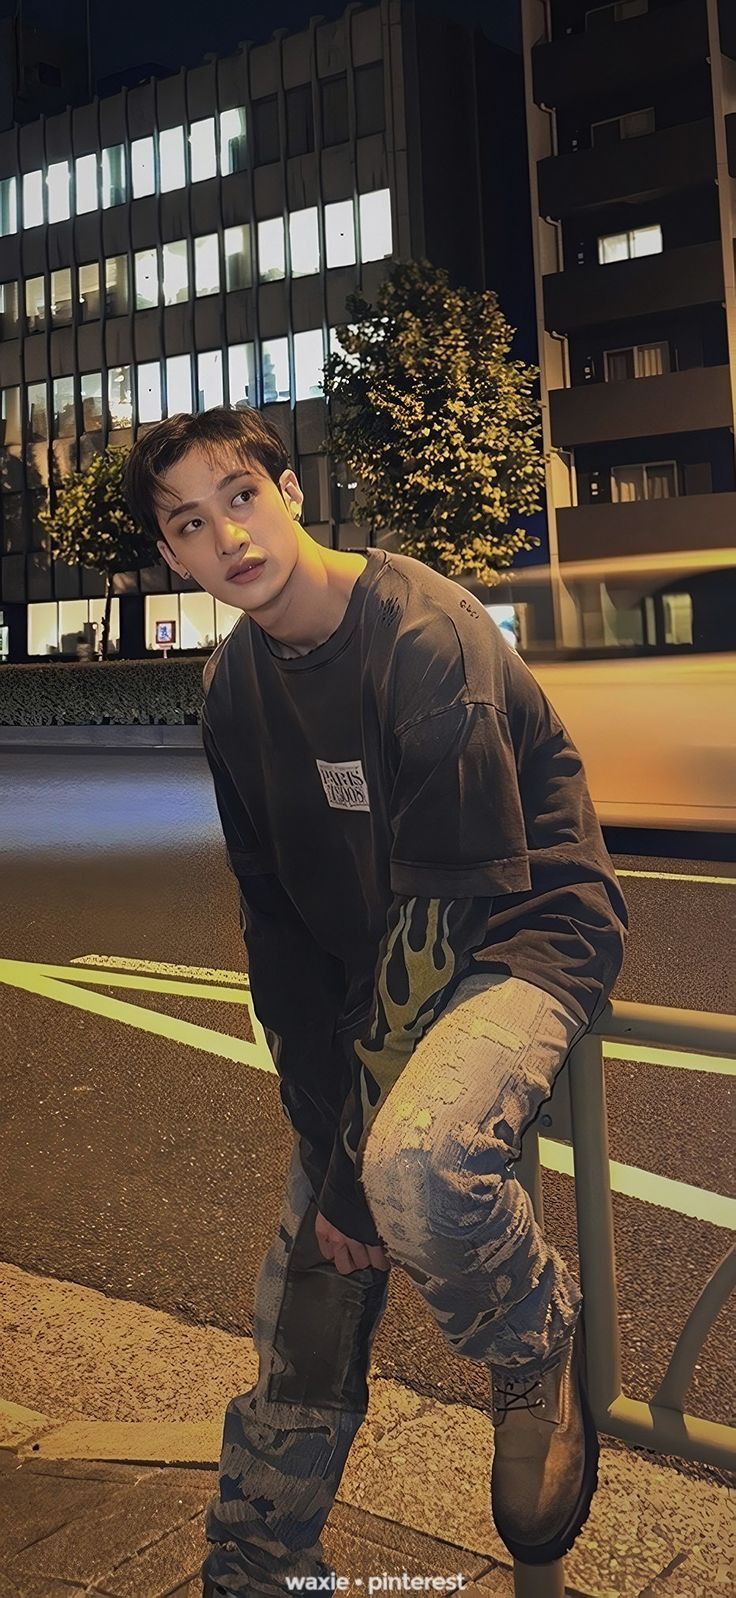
[226,557,266,581]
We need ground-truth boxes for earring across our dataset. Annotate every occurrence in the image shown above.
[290,502,300,520]
[181,568,190,578]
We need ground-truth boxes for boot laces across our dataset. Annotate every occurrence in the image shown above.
[492,1371,546,1420]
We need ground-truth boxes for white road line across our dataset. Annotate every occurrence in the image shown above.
[539,1139,736,1231]
[616,869,736,885]
[604,1042,735,1076]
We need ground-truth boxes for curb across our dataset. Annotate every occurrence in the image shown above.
[0,725,203,752]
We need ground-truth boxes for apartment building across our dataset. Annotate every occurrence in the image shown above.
[520,0,736,648]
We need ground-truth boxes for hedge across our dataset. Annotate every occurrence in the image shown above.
[0,658,208,726]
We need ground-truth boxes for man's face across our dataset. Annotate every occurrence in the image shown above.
[154,445,303,614]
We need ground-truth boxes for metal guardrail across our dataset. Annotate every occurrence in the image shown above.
[512,1000,736,1597]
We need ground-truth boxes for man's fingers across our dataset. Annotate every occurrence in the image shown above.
[367,1244,390,1271]
[333,1243,356,1275]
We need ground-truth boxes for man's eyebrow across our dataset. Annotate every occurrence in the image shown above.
[165,469,259,525]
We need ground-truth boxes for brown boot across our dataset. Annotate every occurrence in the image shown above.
[489,1314,599,1566]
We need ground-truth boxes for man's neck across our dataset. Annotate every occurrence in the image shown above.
[260,548,368,658]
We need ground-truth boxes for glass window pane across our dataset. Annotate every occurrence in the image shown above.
[355,63,385,137]
[194,234,220,297]
[81,372,103,431]
[25,276,46,332]
[359,189,392,262]
[27,382,48,439]
[132,135,155,198]
[220,107,247,174]
[598,230,629,264]
[325,200,355,268]
[631,223,662,257]
[253,96,280,165]
[23,170,44,228]
[0,176,18,236]
[611,465,644,502]
[75,153,98,213]
[257,217,285,281]
[102,145,126,208]
[160,126,186,192]
[605,348,634,381]
[294,329,324,400]
[289,207,319,277]
[50,267,72,324]
[105,254,128,315]
[138,361,162,423]
[135,247,159,309]
[190,117,217,182]
[163,240,189,304]
[321,75,349,147]
[286,85,314,158]
[47,160,70,222]
[228,342,256,408]
[1,387,22,444]
[78,261,100,321]
[53,375,76,437]
[0,280,20,337]
[261,337,290,404]
[108,365,132,429]
[166,354,192,415]
[197,350,224,410]
[329,324,360,367]
[645,462,676,499]
[224,224,251,290]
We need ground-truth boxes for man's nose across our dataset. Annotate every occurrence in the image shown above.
[216,517,250,553]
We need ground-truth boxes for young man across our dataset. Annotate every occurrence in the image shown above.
[124,407,628,1597]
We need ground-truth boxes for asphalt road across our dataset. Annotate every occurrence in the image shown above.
[0,751,734,1483]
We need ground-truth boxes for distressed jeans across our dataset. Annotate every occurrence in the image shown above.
[202,973,588,1594]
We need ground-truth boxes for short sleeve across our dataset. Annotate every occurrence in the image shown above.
[389,701,532,899]
[201,710,274,879]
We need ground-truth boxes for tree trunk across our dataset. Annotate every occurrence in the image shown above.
[101,575,113,660]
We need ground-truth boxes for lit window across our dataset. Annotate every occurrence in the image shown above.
[359,189,392,262]
[261,337,290,404]
[228,343,256,408]
[220,107,247,174]
[190,117,217,182]
[1,387,22,444]
[598,223,662,264]
[194,234,220,297]
[25,276,46,333]
[50,268,73,325]
[27,382,48,439]
[47,160,70,223]
[328,323,360,368]
[289,207,320,277]
[105,255,129,315]
[294,329,325,400]
[197,350,224,410]
[23,170,44,228]
[166,354,192,415]
[135,248,159,310]
[53,375,76,438]
[224,225,251,291]
[75,153,98,213]
[78,261,100,321]
[0,280,19,336]
[160,126,186,192]
[0,176,18,236]
[108,366,132,429]
[611,461,677,502]
[81,372,103,431]
[132,136,156,198]
[325,200,355,268]
[257,217,285,282]
[102,145,126,208]
[138,361,163,422]
[162,240,189,304]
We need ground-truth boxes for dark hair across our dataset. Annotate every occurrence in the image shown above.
[123,406,291,550]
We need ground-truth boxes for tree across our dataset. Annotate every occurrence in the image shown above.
[321,258,543,585]
[38,446,154,659]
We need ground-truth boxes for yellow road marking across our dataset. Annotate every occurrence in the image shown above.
[617,869,735,885]
[539,1139,736,1232]
[604,1042,735,1076]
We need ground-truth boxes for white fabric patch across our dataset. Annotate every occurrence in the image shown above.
[316,758,371,812]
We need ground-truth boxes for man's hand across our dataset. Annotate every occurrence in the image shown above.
[315,1211,390,1275]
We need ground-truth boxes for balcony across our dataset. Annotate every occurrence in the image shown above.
[538,120,716,220]
[543,241,724,332]
[555,491,736,564]
[549,365,733,448]
[532,0,708,107]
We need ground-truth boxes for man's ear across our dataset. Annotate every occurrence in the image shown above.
[157,538,187,576]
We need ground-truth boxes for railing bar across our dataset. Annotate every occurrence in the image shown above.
[567,1032,622,1416]
[651,1244,736,1411]
[591,1000,736,1055]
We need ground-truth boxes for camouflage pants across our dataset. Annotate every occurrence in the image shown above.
[201,973,587,1594]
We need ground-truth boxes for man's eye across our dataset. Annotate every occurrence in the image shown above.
[181,517,204,534]
[232,490,253,506]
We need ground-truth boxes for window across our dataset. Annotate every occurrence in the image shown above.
[261,337,290,404]
[611,461,677,502]
[289,207,320,277]
[47,160,70,222]
[194,234,220,297]
[253,96,280,165]
[0,176,18,236]
[286,85,314,157]
[102,145,126,208]
[294,329,325,400]
[78,261,100,321]
[359,189,392,262]
[53,375,76,438]
[1,387,22,445]
[586,0,648,27]
[598,223,662,263]
[190,117,217,182]
[662,593,693,647]
[228,342,256,408]
[0,280,19,337]
[325,200,355,268]
[165,354,192,416]
[27,382,48,439]
[81,372,103,431]
[592,107,654,146]
[321,75,349,147]
[298,454,328,523]
[105,255,129,315]
[257,217,285,281]
[604,340,669,380]
[108,365,132,428]
[138,361,163,422]
[23,170,44,228]
[220,107,247,174]
[160,126,186,192]
[135,248,159,310]
[329,323,360,367]
[197,350,224,410]
[224,225,251,291]
[50,268,73,325]
[132,136,156,198]
[355,63,385,137]
[75,153,98,213]
[25,276,46,333]
[162,240,189,305]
